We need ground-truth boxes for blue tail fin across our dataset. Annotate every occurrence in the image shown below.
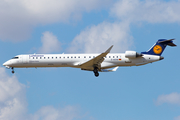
[141,39,176,56]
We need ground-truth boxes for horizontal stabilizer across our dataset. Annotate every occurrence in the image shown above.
[158,39,177,46]
[167,42,176,46]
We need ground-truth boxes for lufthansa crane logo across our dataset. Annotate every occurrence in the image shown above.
[153,45,162,54]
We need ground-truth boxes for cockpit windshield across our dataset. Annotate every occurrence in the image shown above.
[11,57,19,59]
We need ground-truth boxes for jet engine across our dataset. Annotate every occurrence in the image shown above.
[125,51,143,58]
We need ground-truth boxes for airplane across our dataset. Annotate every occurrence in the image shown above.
[3,39,176,77]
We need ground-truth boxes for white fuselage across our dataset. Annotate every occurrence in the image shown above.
[3,53,162,71]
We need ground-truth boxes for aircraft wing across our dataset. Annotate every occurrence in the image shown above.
[80,45,113,69]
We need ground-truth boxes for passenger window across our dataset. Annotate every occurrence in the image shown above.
[36,57,38,59]
[78,56,80,58]
[74,56,76,58]
[84,56,86,58]
[44,57,46,59]
[71,56,73,58]
[48,57,49,59]
[113,56,115,58]
[117,56,118,58]
[67,57,69,58]
[59,57,61,59]
[109,56,111,58]
[56,57,57,59]
[40,57,41,59]
[63,57,65,59]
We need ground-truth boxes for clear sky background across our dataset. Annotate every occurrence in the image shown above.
[0,0,180,120]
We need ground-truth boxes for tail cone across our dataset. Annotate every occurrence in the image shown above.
[160,56,164,60]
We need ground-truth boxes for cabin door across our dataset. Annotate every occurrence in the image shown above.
[22,55,29,64]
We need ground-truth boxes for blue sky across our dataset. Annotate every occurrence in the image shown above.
[0,0,180,120]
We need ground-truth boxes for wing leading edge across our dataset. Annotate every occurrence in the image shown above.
[80,45,113,71]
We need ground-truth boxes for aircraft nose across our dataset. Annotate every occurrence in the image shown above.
[3,61,7,66]
[3,61,11,66]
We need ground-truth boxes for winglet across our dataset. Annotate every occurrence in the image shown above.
[105,45,113,53]
[111,66,119,71]
[101,66,119,72]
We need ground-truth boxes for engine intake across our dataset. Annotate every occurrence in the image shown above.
[125,51,143,58]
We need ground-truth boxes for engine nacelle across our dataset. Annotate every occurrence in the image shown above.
[125,51,142,59]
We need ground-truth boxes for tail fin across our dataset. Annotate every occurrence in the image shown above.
[141,39,176,56]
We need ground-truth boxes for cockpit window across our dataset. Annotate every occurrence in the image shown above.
[12,57,19,59]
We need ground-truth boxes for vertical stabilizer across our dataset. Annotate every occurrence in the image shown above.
[141,39,176,56]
